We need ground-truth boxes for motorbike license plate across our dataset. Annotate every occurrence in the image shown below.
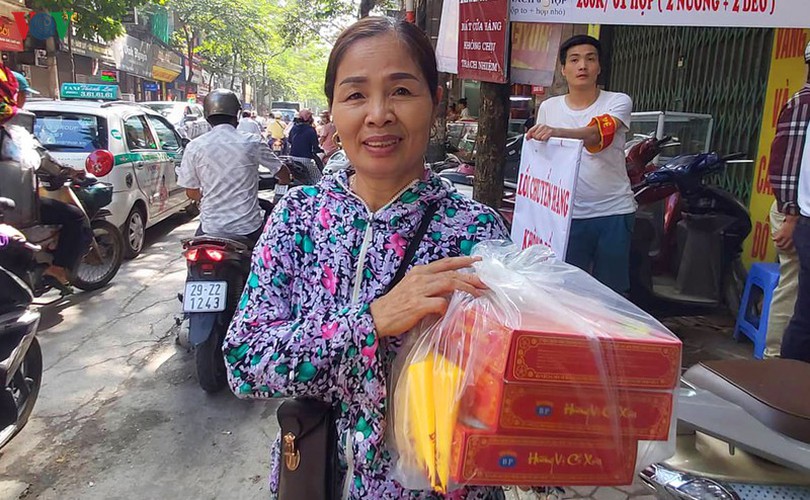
[183,281,228,312]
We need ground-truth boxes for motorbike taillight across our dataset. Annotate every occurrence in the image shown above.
[184,247,225,263]
[184,248,200,262]
[205,249,224,262]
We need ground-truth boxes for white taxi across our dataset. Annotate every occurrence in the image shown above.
[27,98,194,258]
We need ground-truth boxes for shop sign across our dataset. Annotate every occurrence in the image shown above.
[143,82,159,92]
[113,35,154,79]
[101,70,118,83]
[511,23,563,86]
[743,28,810,266]
[0,15,23,52]
[458,0,510,83]
[151,47,182,82]
[510,0,810,28]
[65,37,116,64]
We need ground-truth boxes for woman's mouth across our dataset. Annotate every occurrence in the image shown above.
[362,136,402,156]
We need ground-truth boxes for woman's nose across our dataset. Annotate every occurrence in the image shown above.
[365,97,394,127]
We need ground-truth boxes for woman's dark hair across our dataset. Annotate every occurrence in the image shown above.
[324,17,439,108]
[559,35,601,65]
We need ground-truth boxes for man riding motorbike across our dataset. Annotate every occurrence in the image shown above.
[5,69,91,293]
[176,89,290,247]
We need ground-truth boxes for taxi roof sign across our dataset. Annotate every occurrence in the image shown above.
[60,83,120,101]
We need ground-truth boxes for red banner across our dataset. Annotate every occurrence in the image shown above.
[0,16,23,52]
[458,0,509,83]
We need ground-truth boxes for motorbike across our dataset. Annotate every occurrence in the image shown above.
[0,162,125,297]
[0,198,43,449]
[628,147,751,316]
[179,158,300,392]
[24,175,125,295]
[642,358,810,499]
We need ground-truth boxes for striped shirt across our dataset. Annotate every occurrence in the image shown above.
[177,124,282,236]
[769,83,810,216]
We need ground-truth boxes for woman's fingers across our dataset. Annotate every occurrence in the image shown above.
[417,256,481,274]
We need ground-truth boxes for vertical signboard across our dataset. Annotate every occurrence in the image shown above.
[458,0,510,83]
[744,28,810,266]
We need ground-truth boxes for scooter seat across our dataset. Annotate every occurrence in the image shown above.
[683,359,810,444]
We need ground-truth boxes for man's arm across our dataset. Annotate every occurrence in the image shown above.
[185,188,202,202]
[176,144,201,201]
[528,123,602,149]
[768,97,810,217]
[528,93,632,153]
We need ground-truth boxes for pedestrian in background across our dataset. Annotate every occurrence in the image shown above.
[223,16,508,499]
[768,41,810,363]
[458,97,472,120]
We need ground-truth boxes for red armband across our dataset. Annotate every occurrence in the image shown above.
[586,114,618,154]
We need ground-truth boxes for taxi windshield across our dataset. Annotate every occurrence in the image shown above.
[33,112,109,153]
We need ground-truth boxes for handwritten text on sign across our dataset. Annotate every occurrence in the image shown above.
[459,0,510,83]
[511,138,583,259]
[509,0,809,28]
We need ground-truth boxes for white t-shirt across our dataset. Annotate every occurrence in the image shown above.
[797,121,810,217]
[537,90,636,219]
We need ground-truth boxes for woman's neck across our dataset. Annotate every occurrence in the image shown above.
[351,166,424,212]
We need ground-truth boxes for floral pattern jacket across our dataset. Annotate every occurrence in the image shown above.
[224,168,509,499]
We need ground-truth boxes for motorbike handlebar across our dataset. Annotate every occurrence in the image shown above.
[721,152,747,162]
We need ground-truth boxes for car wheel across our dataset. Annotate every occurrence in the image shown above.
[123,206,146,259]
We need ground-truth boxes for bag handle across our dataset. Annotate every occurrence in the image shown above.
[386,202,439,294]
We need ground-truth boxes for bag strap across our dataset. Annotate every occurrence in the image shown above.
[386,202,438,293]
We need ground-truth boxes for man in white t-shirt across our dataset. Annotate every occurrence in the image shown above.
[527,35,635,293]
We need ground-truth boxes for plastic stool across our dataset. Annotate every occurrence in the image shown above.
[734,262,781,359]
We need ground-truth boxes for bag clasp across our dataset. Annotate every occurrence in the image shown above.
[283,432,301,471]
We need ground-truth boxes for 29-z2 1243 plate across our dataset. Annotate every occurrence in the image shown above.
[183,281,228,312]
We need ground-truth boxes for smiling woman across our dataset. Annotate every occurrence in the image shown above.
[223,16,509,499]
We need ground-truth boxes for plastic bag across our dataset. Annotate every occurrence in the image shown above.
[388,241,681,492]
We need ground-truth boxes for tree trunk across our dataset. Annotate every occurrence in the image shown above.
[473,81,510,209]
[359,0,374,17]
[46,36,59,98]
[67,18,76,82]
[230,52,237,90]
[185,28,195,84]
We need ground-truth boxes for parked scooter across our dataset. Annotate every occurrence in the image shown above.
[642,359,810,499]
[0,198,43,449]
[629,150,751,316]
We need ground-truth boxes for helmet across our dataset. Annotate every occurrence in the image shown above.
[203,89,241,119]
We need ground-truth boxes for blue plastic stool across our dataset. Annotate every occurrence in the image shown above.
[734,262,781,359]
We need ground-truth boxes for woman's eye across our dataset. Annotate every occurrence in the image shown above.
[346,92,363,101]
[394,87,412,96]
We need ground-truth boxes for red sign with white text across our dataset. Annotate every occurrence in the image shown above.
[0,16,23,52]
[458,0,510,83]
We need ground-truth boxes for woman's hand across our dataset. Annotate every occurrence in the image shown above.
[370,256,487,338]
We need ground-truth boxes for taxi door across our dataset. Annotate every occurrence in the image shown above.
[122,114,166,220]
[145,114,187,211]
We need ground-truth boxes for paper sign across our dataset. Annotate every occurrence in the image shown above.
[458,0,510,83]
[511,138,583,259]
[509,0,810,29]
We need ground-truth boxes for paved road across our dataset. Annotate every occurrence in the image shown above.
[0,214,280,499]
